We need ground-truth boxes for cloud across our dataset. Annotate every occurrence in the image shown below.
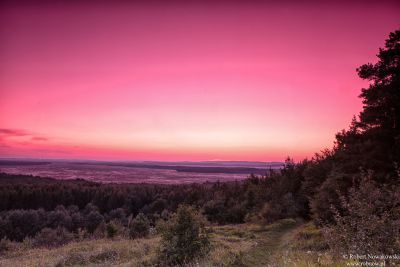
[0,128,48,142]
[0,129,29,136]
[31,136,48,141]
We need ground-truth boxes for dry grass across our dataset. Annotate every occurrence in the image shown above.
[0,220,346,267]
[0,237,159,267]
[0,223,265,267]
[200,219,301,267]
[269,222,347,267]
[202,225,258,266]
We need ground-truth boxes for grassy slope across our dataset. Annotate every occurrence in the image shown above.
[0,219,345,267]
[268,222,347,267]
[241,219,302,266]
[0,237,160,267]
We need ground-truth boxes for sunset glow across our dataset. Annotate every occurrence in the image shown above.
[1,1,399,161]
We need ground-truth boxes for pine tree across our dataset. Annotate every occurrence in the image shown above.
[335,29,400,178]
[158,205,210,265]
[357,30,400,131]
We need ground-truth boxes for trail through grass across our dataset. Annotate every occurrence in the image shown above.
[241,219,303,266]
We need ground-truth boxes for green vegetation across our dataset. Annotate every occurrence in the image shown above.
[106,222,119,239]
[0,219,340,267]
[0,236,160,267]
[129,213,151,239]
[270,222,346,267]
[157,205,210,265]
[324,173,400,256]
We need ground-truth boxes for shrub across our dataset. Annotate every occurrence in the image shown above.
[108,208,127,225]
[158,205,210,265]
[259,202,283,223]
[324,173,400,256]
[3,209,45,241]
[0,238,12,255]
[93,222,107,238]
[46,209,72,230]
[33,227,74,248]
[85,211,104,234]
[71,212,84,232]
[129,213,150,239]
[260,192,306,224]
[106,221,118,238]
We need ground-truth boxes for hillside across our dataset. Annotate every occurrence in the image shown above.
[0,219,346,267]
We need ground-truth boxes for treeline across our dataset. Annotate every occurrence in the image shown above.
[292,30,400,256]
[0,165,308,242]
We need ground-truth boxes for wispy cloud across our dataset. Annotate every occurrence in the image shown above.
[0,129,29,136]
[31,136,48,141]
[0,128,49,143]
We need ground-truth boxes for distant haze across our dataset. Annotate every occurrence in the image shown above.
[0,159,283,184]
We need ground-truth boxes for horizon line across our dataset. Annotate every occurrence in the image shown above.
[0,156,286,164]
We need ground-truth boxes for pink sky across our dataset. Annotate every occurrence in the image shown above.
[0,1,399,161]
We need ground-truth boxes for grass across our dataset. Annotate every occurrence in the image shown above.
[0,220,346,267]
[269,222,348,267]
[240,219,301,266]
[0,237,159,267]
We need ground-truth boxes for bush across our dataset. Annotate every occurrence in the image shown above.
[85,211,104,234]
[129,213,150,239]
[324,173,400,256]
[106,221,118,238]
[33,227,74,248]
[259,202,283,223]
[108,208,127,225]
[158,205,210,265]
[292,223,329,251]
[0,238,12,255]
[2,209,45,241]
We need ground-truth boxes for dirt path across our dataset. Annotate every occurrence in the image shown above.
[242,219,304,266]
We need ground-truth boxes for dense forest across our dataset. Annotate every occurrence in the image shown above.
[0,164,307,242]
[1,30,399,261]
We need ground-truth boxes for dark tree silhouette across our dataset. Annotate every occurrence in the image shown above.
[309,29,400,223]
[357,30,400,131]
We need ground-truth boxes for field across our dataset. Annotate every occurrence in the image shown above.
[0,160,282,184]
[0,219,345,267]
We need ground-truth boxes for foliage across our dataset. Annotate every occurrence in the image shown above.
[0,220,309,267]
[0,170,308,242]
[106,221,118,238]
[257,158,309,223]
[129,213,150,239]
[305,29,400,224]
[323,173,400,256]
[85,210,104,233]
[158,205,210,265]
[33,227,74,248]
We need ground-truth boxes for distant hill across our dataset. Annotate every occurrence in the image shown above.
[0,159,284,175]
